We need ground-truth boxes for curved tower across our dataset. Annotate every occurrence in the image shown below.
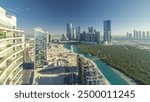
[0,7,24,85]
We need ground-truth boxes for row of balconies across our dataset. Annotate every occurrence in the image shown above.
[0,47,23,65]
[10,70,23,85]
[0,23,15,29]
[0,23,24,85]
[0,42,23,54]
[5,64,22,85]
[0,55,23,84]
[0,31,23,39]
[0,50,23,72]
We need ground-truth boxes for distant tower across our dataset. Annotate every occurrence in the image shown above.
[88,27,94,33]
[142,31,146,40]
[135,31,139,39]
[147,31,150,40]
[139,31,142,40]
[67,23,73,40]
[48,34,52,43]
[72,28,77,39]
[127,32,132,40]
[96,31,100,44]
[127,32,129,40]
[126,32,130,40]
[77,26,80,41]
[129,33,132,40]
[133,30,136,39]
[104,20,111,43]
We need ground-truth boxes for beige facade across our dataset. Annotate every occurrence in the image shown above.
[0,7,24,85]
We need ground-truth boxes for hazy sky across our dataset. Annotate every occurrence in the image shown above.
[0,0,150,35]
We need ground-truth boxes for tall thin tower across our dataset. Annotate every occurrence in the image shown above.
[104,20,111,43]
[67,23,73,40]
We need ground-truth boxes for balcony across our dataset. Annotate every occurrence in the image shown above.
[0,23,14,29]
[5,64,22,85]
[0,35,6,39]
[0,26,24,37]
[3,60,22,84]
[0,32,22,43]
[0,37,23,42]
[0,48,23,64]
[0,41,23,54]
[0,52,23,80]
[0,66,5,76]
[10,71,23,85]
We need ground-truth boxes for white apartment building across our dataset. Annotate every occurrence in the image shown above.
[0,7,24,85]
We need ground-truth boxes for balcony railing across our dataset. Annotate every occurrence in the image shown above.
[0,35,23,40]
[5,66,22,85]
[0,43,23,57]
[0,48,23,64]
[0,66,5,76]
[0,23,14,29]
[10,71,22,85]
[5,60,22,82]
[0,56,23,84]
[0,49,23,75]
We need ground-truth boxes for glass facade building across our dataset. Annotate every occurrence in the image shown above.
[104,20,111,43]
[34,27,47,69]
[67,23,73,40]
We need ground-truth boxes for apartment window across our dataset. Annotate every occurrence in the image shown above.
[13,40,15,44]
[13,47,15,51]
[13,33,15,37]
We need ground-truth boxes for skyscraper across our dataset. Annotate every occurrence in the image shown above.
[95,31,100,44]
[142,31,146,40]
[72,28,77,39]
[133,30,136,39]
[127,32,132,40]
[77,26,80,41]
[139,31,142,40]
[0,7,24,85]
[48,34,52,43]
[104,20,111,43]
[67,23,73,40]
[88,27,94,33]
[135,31,139,39]
[80,26,100,44]
[34,27,47,69]
[147,31,150,40]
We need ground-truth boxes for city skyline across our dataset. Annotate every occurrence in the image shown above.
[0,6,150,86]
[1,0,150,35]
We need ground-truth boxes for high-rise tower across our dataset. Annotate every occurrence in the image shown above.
[77,26,80,41]
[0,7,24,85]
[67,23,73,40]
[104,20,111,43]
[34,27,47,69]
